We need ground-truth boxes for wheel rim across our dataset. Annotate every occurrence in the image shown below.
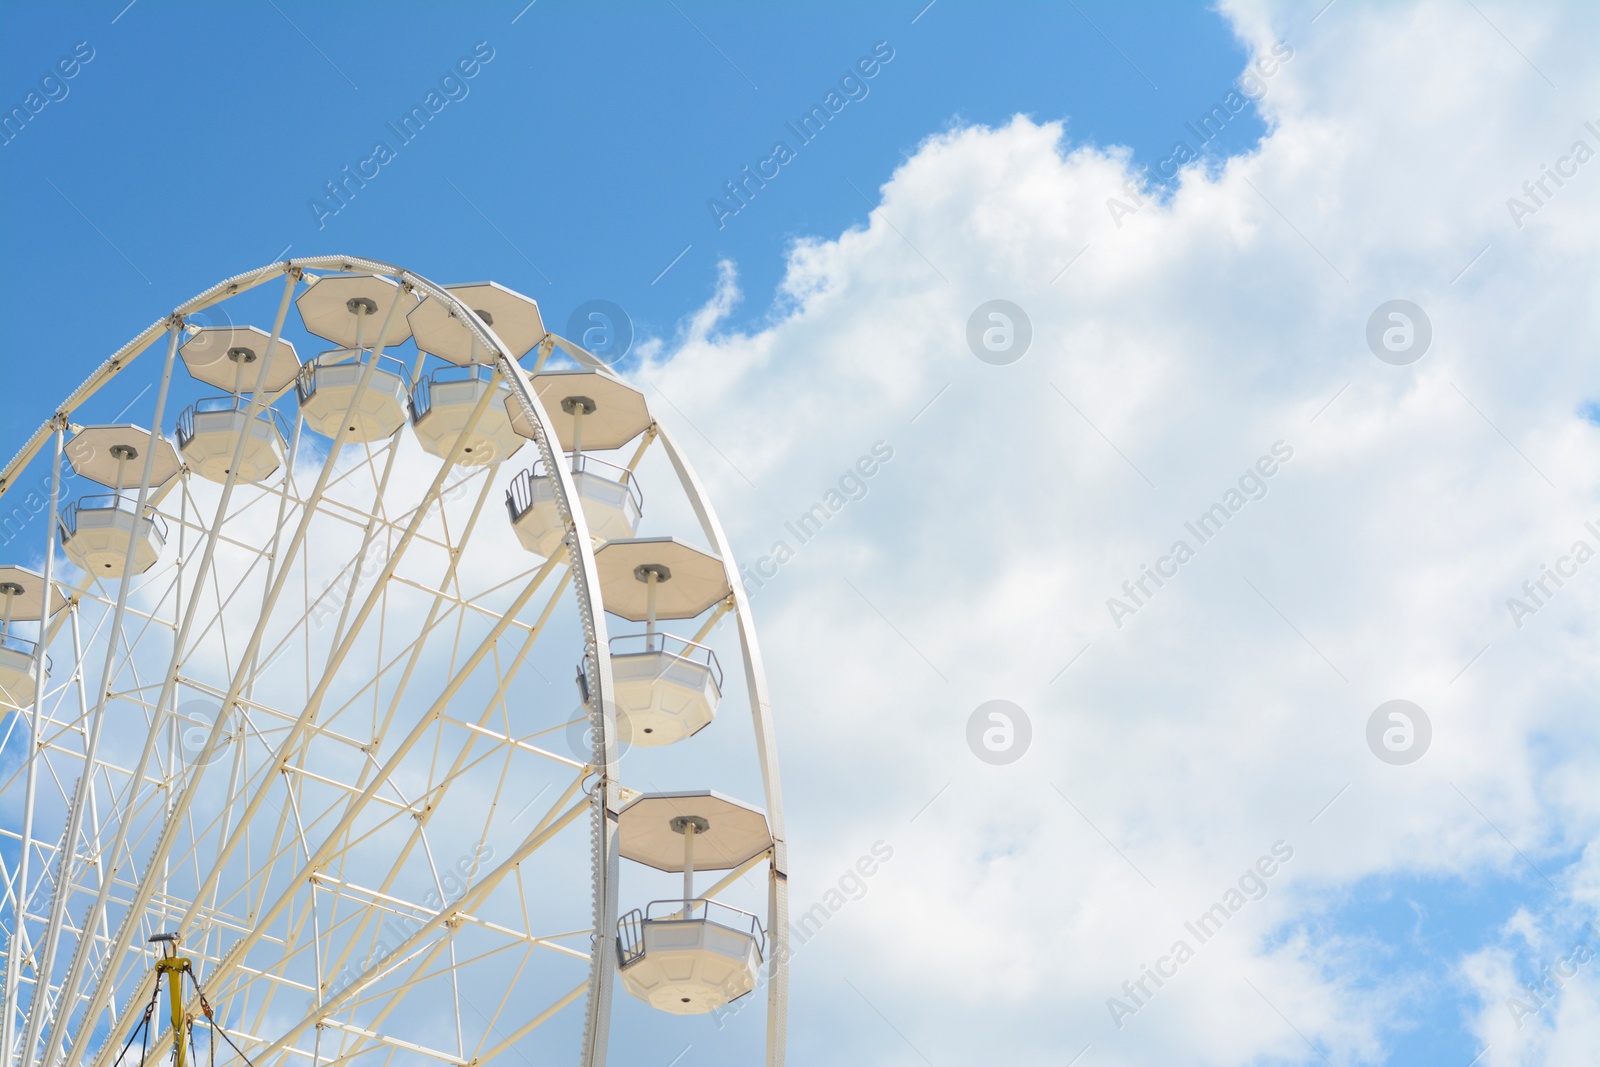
[0,258,788,1067]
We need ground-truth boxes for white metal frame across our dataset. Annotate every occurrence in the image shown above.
[0,257,787,1067]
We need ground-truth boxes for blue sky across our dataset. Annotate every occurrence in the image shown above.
[4,3,1599,1067]
[0,0,1266,462]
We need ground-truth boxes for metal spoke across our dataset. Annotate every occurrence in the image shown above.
[2,257,787,1067]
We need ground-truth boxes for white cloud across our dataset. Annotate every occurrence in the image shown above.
[632,1,1600,1062]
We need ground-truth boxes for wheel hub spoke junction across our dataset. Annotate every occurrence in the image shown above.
[0,259,788,1067]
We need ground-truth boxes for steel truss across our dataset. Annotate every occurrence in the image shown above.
[0,258,787,1067]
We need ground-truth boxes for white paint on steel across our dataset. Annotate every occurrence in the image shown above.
[0,257,783,1067]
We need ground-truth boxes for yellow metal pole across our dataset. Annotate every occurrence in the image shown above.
[167,964,185,1067]
[156,954,190,1067]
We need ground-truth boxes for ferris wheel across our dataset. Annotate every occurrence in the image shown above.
[0,257,788,1067]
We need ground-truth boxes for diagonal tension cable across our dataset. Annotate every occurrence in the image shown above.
[184,968,259,1067]
[109,975,162,1067]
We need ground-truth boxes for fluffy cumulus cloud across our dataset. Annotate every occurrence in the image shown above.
[630,1,1600,1063]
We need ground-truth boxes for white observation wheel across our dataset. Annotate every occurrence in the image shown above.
[0,257,788,1067]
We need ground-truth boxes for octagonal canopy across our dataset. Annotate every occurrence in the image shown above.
[594,538,729,622]
[0,565,66,620]
[180,325,301,393]
[296,274,415,347]
[616,791,772,873]
[67,426,181,489]
[408,282,545,364]
[507,369,650,451]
